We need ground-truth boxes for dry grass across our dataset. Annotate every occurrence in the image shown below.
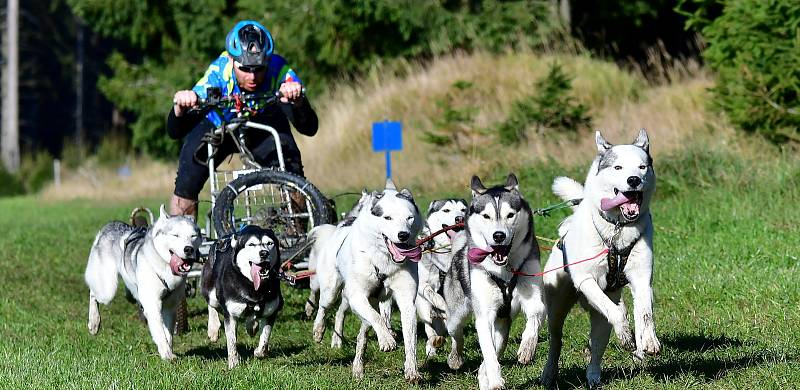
[297,51,741,194]
[43,50,749,200]
[40,157,177,202]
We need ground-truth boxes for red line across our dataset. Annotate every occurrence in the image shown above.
[512,248,609,277]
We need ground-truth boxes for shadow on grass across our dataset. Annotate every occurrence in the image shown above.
[184,342,307,361]
[662,332,742,352]
[421,355,482,387]
[518,332,781,388]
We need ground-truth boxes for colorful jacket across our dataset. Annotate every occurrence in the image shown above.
[192,52,302,126]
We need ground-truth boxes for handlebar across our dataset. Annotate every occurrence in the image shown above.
[185,86,305,114]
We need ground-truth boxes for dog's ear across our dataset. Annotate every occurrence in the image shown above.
[427,199,444,215]
[400,188,413,199]
[632,128,650,153]
[504,173,519,192]
[385,178,397,191]
[361,188,369,197]
[157,204,170,224]
[595,130,612,154]
[471,175,487,196]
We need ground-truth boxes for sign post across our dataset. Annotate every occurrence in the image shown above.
[371,121,402,179]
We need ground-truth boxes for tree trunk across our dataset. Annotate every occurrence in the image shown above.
[2,0,19,173]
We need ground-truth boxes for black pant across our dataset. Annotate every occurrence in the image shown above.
[173,118,305,200]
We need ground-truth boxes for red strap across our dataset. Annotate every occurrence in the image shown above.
[416,222,465,247]
[512,248,609,277]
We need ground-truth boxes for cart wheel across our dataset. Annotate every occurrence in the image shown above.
[213,169,333,261]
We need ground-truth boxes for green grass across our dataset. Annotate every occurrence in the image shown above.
[1,146,799,389]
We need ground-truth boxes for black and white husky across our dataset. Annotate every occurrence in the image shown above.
[540,130,660,389]
[417,198,466,357]
[313,179,424,382]
[202,225,283,369]
[85,205,201,360]
[443,174,545,390]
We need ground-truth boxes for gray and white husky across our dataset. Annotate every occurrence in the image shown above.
[416,198,466,357]
[443,174,545,390]
[312,179,424,382]
[540,129,660,389]
[202,225,283,369]
[84,205,201,360]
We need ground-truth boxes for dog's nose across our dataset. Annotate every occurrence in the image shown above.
[259,249,269,259]
[397,231,410,242]
[183,246,194,257]
[455,216,465,224]
[492,231,506,243]
[627,176,642,188]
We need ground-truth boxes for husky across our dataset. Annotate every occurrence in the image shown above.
[416,198,466,357]
[85,205,201,360]
[304,189,373,320]
[540,129,660,389]
[312,179,424,382]
[442,174,545,390]
[202,225,283,368]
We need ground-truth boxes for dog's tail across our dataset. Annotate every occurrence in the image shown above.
[306,224,336,270]
[552,176,584,211]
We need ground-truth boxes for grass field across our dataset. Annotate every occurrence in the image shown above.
[2,145,799,389]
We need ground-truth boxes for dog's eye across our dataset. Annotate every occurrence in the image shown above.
[614,165,622,170]
[639,164,647,170]
[384,216,392,221]
[442,209,450,212]
[248,243,257,247]
[482,214,490,220]
[507,212,515,219]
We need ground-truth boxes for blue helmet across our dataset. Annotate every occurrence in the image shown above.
[225,20,274,68]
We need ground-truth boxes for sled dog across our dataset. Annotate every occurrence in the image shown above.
[85,205,201,360]
[442,174,545,390]
[304,189,373,320]
[540,129,660,389]
[312,179,424,382]
[416,198,466,357]
[202,225,283,368]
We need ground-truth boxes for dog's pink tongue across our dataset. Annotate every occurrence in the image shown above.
[601,192,631,211]
[169,254,185,276]
[250,263,263,291]
[387,241,422,262]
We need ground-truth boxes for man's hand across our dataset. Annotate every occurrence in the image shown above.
[173,90,198,117]
[279,82,303,103]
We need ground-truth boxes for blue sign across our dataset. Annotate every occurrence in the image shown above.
[372,121,403,152]
[372,121,402,179]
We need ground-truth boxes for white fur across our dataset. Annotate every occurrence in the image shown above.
[541,130,661,389]
[417,199,467,357]
[312,182,424,382]
[444,174,546,390]
[85,204,200,360]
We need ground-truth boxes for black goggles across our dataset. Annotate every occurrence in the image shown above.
[236,64,266,73]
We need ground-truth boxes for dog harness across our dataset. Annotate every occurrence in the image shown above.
[489,273,517,319]
[558,228,637,293]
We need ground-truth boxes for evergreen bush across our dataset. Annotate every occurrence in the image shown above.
[680,0,800,142]
[497,62,591,145]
